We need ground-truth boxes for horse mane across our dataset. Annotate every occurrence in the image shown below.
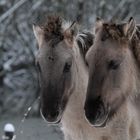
[35,15,76,46]
[76,31,94,57]
[100,22,127,42]
[40,15,64,43]
[34,15,66,45]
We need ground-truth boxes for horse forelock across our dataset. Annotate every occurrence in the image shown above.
[100,22,127,42]
[36,15,74,47]
[42,15,64,43]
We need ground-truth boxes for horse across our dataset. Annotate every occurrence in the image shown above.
[32,15,104,140]
[84,17,140,140]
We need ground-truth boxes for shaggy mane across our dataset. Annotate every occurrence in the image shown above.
[42,15,64,42]
[101,22,127,42]
[76,31,94,57]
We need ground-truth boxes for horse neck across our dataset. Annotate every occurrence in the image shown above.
[61,47,90,138]
[64,43,88,114]
[73,43,88,101]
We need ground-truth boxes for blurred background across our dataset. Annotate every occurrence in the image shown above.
[0,0,140,139]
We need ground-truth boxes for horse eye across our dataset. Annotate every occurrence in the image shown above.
[63,62,72,73]
[108,60,120,70]
[36,62,41,72]
[86,60,89,67]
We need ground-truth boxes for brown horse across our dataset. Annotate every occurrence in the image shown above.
[84,17,140,140]
[33,15,106,140]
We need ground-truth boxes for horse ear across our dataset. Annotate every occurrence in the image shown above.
[64,21,78,43]
[123,17,136,39]
[33,24,44,47]
[95,17,103,33]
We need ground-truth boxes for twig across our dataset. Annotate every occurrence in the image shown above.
[0,0,28,23]
[76,0,84,23]
[110,0,132,21]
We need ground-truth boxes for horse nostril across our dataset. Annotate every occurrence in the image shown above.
[47,110,59,120]
[85,110,91,119]
[84,97,102,118]
[48,56,54,61]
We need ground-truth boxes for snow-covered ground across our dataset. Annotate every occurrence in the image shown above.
[0,117,63,140]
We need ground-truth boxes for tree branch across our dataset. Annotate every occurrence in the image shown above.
[0,0,28,23]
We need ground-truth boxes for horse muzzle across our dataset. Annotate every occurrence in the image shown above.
[40,108,63,125]
[84,97,110,127]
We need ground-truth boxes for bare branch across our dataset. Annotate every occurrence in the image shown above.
[0,0,28,23]
[110,0,132,21]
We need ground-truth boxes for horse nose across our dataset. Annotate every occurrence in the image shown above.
[84,101,95,123]
[47,111,59,121]
[41,109,60,123]
[84,96,107,126]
